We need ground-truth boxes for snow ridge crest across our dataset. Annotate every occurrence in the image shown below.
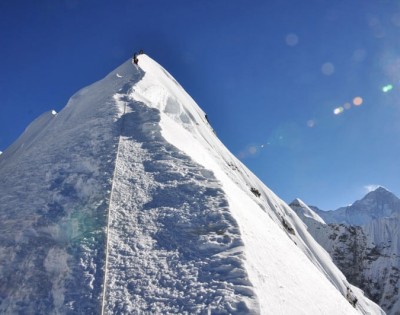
[0,55,384,315]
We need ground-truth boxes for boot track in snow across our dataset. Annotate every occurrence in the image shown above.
[101,82,259,314]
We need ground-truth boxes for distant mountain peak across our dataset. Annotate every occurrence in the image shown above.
[357,186,399,207]
[364,186,393,198]
[289,198,306,207]
[374,186,389,192]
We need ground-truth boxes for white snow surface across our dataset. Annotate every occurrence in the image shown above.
[0,55,384,314]
[291,198,326,225]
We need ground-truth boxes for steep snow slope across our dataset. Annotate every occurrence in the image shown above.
[0,110,57,163]
[109,55,381,314]
[0,62,143,314]
[291,199,369,286]
[0,54,383,314]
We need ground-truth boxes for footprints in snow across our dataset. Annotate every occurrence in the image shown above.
[104,100,258,314]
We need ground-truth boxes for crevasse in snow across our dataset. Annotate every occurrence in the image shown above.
[0,55,384,314]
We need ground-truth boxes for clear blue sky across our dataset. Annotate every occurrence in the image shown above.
[1,0,400,209]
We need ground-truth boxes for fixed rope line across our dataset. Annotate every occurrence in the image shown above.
[101,99,127,315]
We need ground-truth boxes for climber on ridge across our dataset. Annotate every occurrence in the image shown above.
[133,52,139,65]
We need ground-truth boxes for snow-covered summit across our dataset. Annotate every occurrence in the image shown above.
[290,198,326,224]
[318,186,400,226]
[352,186,399,213]
[0,55,383,314]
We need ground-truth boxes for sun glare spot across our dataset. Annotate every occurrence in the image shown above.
[249,146,258,155]
[333,107,344,115]
[353,97,363,106]
[238,144,262,159]
[307,120,316,127]
[343,102,351,110]
[382,84,393,93]
[368,16,385,38]
[321,62,335,76]
[285,33,299,46]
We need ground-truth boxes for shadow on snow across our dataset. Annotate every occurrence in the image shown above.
[107,99,258,314]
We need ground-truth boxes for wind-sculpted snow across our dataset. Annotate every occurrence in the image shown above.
[103,97,258,313]
[0,61,144,314]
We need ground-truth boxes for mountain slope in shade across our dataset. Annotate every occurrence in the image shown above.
[291,188,400,315]
[0,55,383,314]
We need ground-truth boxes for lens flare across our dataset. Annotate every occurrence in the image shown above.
[343,102,351,110]
[333,107,344,115]
[382,84,393,93]
[321,62,335,76]
[307,120,316,127]
[285,33,299,46]
[353,97,363,106]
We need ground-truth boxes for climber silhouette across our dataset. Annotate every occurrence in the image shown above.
[133,52,139,65]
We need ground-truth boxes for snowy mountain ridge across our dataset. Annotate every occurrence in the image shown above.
[0,110,56,164]
[291,187,400,315]
[0,55,383,314]
[315,187,400,226]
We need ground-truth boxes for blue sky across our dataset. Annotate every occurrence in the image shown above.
[1,0,400,209]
